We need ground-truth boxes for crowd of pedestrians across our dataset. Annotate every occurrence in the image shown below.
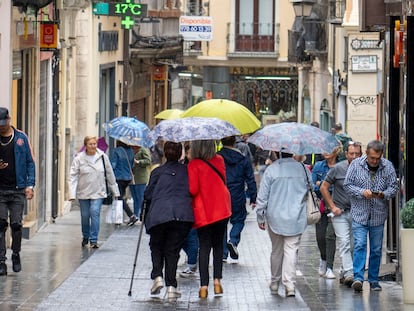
[64,122,398,302]
[0,101,401,311]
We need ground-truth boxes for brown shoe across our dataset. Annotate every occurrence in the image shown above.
[214,283,223,296]
[199,287,208,299]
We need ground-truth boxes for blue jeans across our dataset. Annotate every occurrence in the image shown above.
[352,222,384,283]
[130,184,146,217]
[223,204,247,258]
[181,228,199,266]
[79,199,103,244]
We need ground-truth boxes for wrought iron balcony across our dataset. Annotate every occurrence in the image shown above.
[226,22,280,57]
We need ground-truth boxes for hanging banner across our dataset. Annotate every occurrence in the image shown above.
[40,22,58,50]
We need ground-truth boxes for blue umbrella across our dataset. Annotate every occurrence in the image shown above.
[247,122,340,155]
[148,117,240,143]
[103,116,152,148]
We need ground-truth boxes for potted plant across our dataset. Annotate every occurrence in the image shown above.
[401,198,414,304]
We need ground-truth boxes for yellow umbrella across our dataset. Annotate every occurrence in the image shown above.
[181,99,261,134]
[154,109,184,120]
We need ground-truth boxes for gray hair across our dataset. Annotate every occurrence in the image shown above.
[190,140,216,160]
[366,140,385,153]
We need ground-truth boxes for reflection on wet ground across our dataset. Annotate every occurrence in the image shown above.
[0,206,114,310]
[2,205,414,310]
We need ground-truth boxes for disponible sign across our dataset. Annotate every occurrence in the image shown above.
[179,16,213,41]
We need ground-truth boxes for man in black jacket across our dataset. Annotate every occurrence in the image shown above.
[218,136,257,262]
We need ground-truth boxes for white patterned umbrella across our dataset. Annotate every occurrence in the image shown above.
[247,122,340,155]
[148,117,240,143]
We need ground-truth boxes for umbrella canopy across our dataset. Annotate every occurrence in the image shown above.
[103,116,152,147]
[181,99,261,134]
[148,117,240,143]
[247,122,340,155]
[154,109,184,120]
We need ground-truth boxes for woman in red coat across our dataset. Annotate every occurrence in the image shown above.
[187,140,231,299]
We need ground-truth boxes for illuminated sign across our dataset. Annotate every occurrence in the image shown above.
[93,1,148,29]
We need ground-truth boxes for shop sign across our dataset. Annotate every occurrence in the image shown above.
[351,55,378,73]
[40,22,58,50]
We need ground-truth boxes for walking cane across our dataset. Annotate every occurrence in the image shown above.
[128,200,147,296]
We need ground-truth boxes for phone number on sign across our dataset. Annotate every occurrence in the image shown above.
[180,25,212,32]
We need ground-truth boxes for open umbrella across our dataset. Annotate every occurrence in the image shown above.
[148,117,240,143]
[154,109,184,120]
[247,122,340,155]
[181,99,261,134]
[103,116,152,147]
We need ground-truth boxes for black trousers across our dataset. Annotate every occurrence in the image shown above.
[117,180,133,218]
[197,218,228,287]
[315,213,336,269]
[149,221,192,287]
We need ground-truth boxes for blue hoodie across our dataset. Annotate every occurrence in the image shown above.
[218,146,257,207]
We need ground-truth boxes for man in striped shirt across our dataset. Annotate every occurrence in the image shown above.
[344,140,398,292]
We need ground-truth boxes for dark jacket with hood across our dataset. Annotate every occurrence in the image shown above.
[144,161,194,233]
[218,146,257,207]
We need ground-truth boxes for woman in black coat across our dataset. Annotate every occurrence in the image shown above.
[144,141,194,302]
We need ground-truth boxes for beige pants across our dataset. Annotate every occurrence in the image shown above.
[267,229,302,290]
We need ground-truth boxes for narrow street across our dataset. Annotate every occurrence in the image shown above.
[1,205,413,310]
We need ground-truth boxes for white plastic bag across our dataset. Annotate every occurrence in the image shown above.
[113,199,124,224]
[105,200,124,224]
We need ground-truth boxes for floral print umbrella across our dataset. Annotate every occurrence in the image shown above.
[148,117,240,143]
[247,122,340,155]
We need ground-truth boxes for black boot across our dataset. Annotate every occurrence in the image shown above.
[12,253,21,273]
[0,261,7,276]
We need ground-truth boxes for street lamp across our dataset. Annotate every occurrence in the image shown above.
[291,0,316,17]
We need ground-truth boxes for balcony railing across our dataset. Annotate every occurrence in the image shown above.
[226,22,280,57]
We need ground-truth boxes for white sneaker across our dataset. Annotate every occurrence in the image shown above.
[179,267,196,278]
[269,282,279,294]
[319,259,327,276]
[324,268,336,279]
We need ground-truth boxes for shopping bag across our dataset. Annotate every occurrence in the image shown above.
[112,199,124,224]
[104,204,113,224]
[307,191,321,225]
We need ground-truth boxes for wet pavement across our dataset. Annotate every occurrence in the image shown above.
[1,205,414,310]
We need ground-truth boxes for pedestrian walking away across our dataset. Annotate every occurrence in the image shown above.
[312,149,340,279]
[344,140,398,292]
[320,142,362,287]
[130,145,151,219]
[144,141,194,302]
[179,142,199,278]
[0,107,35,276]
[188,140,231,299]
[69,136,120,249]
[110,141,139,226]
[256,151,309,298]
[218,136,257,262]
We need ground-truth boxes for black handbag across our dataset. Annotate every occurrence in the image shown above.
[102,157,113,205]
